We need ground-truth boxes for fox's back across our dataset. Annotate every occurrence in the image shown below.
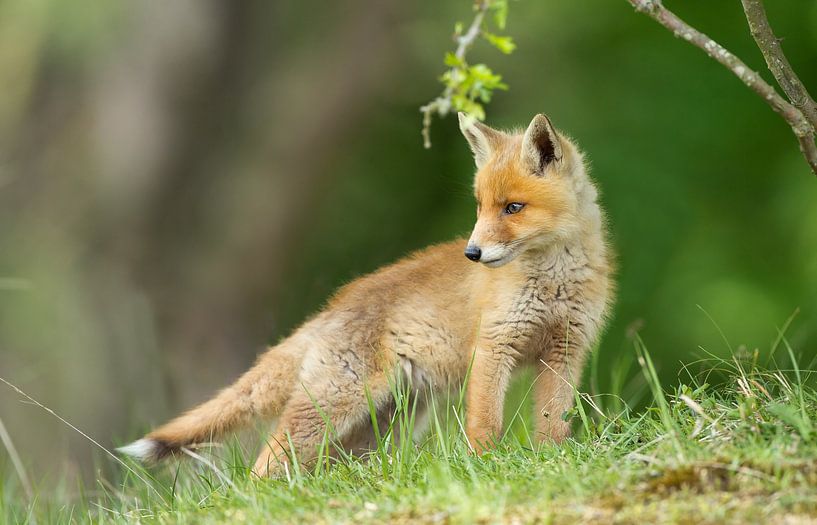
[310,239,480,383]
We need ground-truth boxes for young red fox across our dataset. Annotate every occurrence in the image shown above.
[119,113,614,476]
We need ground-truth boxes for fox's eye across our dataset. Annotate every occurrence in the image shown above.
[504,202,525,214]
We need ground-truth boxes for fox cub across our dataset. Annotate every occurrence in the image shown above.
[119,113,614,476]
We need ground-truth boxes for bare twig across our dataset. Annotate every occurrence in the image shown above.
[741,0,817,130]
[797,135,817,174]
[740,0,817,174]
[420,0,490,148]
[627,0,817,176]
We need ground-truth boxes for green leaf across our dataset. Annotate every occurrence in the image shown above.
[482,32,516,55]
[468,64,507,90]
[489,0,509,30]
[444,52,464,68]
[452,95,485,120]
[441,67,467,89]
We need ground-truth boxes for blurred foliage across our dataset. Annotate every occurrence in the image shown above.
[0,0,816,480]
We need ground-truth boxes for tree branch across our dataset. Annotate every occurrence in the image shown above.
[627,0,817,176]
[740,0,817,131]
[797,134,817,174]
[420,0,490,148]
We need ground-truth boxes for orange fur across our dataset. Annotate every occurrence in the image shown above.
[119,113,614,476]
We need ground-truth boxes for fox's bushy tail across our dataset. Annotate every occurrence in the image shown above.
[118,343,302,462]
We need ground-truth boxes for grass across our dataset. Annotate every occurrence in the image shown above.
[2,335,817,524]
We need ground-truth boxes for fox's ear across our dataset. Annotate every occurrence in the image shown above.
[458,112,503,169]
[521,114,563,176]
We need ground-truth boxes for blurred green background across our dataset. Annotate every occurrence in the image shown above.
[1,0,816,480]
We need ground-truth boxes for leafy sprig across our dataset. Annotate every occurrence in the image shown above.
[420,0,515,148]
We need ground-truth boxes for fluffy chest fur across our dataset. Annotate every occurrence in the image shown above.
[474,239,611,364]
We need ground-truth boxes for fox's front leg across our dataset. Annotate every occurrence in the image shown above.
[465,342,516,453]
[535,321,591,443]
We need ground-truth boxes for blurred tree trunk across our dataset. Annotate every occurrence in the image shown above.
[0,0,404,475]
[92,0,405,409]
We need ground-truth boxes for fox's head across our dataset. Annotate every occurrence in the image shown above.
[459,113,597,268]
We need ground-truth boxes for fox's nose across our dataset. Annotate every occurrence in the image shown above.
[464,245,482,262]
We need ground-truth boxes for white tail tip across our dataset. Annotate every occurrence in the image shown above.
[117,438,160,461]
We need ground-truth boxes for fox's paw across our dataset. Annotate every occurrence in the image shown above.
[537,418,572,444]
[465,430,499,456]
[252,449,286,478]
